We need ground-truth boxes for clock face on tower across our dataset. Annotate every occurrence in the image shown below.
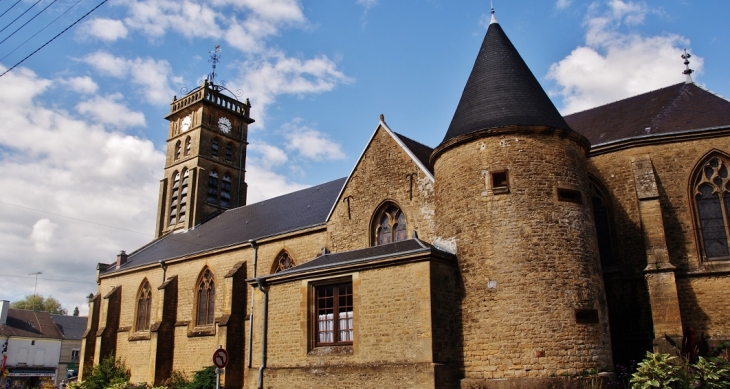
[218,117,232,134]
[181,116,192,132]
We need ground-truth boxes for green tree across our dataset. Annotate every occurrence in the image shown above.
[81,355,130,389]
[187,366,217,389]
[11,294,67,314]
[73,306,80,316]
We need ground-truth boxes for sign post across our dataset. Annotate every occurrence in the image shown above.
[212,346,228,389]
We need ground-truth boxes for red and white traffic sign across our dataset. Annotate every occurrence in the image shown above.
[212,348,229,369]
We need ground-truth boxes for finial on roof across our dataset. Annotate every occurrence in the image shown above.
[490,0,498,24]
[682,49,694,84]
[380,113,385,122]
[208,44,222,86]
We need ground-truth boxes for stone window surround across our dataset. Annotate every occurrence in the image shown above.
[306,275,356,354]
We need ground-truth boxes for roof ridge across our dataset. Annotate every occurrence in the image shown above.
[392,131,433,150]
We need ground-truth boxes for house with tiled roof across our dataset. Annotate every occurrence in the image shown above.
[80,9,730,389]
[50,315,87,385]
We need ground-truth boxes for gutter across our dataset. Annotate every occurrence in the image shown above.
[255,278,269,389]
[246,240,257,369]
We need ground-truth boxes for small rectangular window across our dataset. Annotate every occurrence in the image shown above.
[315,282,353,346]
[71,350,80,361]
[575,308,599,324]
[492,171,509,188]
[558,188,583,204]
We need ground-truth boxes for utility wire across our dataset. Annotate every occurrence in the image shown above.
[0,0,83,62]
[0,274,97,284]
[0,0,109,79]
[0,0,22,19]
[0,0,42,36]
[0,0,58,46]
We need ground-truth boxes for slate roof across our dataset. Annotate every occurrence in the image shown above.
[51,314,87,340]
[565,83,730,146]
[392,132,434,173]
[0,309,64,339]
[258,239,455,281]
[103,177,347,275]
[441,20,571,146]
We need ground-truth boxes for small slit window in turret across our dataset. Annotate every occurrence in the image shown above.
[491,170,509,194]
[557,188,583,204]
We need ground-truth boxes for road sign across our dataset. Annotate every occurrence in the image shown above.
[212,348,228,369]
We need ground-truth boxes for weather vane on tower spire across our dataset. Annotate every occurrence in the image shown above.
[682,49,694,84]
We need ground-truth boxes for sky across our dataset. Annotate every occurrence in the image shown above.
[0,0,729,315]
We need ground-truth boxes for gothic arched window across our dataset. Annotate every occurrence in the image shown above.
[225,143,233,161]
[220,173,231,208]
[174,140,181,160]
[178,169,189,223]
[590,179,616,268]
[372,203,407,246]
[207,170,219,205]
[196,269,215,326]
[136,280,152,331]
[272,251,296,273]
[692,153,730,260]
[169,171,180,225]
[184,136,191,157]
[212,139,219,157]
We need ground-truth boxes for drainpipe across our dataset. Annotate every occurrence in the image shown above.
[158,260,167,284]
[246,240,258,369]
[256,277,269,389]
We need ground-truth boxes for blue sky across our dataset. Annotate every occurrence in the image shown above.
[1,0,728,314]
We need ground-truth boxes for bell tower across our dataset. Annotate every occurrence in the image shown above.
[154,48,254,237]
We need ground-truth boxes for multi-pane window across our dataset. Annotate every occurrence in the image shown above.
[220,174,231,208]
[212,139,219,157]
[694,155,730,260]
[225,143,232,161]
[374,204,407,246]
[207,170,219,205]
[136,280,152,331]
[196,269,215,326]
[169,172,180,225]
[70,350,80,361]
[315,282,353,346]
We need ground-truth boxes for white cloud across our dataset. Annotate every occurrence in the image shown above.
[30,219,58,253]
[76,93,146,129]
[0,65,164,315]
[556,0,572,9]
[249,141,288,169]
[356,0,378,10]
[245,165,308,203]
[59,76,99,94]
[82,51,179,105]
[547,0,702,114]
[80,18,129,42]
[283,120,346,161]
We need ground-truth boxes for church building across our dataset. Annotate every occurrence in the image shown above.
[79,10,730,389]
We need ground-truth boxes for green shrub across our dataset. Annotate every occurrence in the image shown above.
[187,366,217,389]
[82,356,131,389]
[159,370,190,389]
[630,352,684,389]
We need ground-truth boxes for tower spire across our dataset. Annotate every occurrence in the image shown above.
[490,0,497,24]
[682,49,694,84]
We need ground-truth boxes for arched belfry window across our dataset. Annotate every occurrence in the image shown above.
[169,171,180,225]
[136,280,152,331]
[212,139,219,157]
[174,140,181,160]
[178,169,189,223]
[272,251,296,273]
[207,170,219,205]
[184,136,191,157]
[196,269,215,326]
[225,143,233,161]
[692,153,730,260]
[590,178,616,268]
[372,203,407,246]
[220,173,231,208]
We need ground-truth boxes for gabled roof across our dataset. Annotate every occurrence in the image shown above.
[51,314,87,340]
[103,177,346,275]
[440,19,571,146]
[565,83,730,147]
[325,120,435,222]
[255,239,455,282]
[0,309,64,339]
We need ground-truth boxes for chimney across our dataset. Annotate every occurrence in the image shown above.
[116,250,128,269]
[0,300,9,325]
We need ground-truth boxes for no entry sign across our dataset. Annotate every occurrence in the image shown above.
[212,348,229,369]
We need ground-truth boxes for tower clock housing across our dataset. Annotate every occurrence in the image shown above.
[155,79,254,237]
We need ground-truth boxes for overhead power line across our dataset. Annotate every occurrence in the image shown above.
[0,0,23,20]
[0,0,109,79]
[0,0,42,36]
[0,0,60,47]
[0,274,97,285]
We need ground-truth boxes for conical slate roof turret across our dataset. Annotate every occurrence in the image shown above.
[439,16,571,147]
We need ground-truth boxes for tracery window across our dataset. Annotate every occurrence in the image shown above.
[136,280,152,331]
[196,269,215,326]
[272,251,295,273]
[220,173,231,208]
[225,143,233,161]
[212,139,219,157]
[373,203,407,246]
[184,136,191,157]
[169,172,180,225]
[207,170,219,205]
[692,154,730,260]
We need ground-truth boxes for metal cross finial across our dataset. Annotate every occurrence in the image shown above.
[208,44,222,86]
[682,49,694,84]
[489,0,498,24]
